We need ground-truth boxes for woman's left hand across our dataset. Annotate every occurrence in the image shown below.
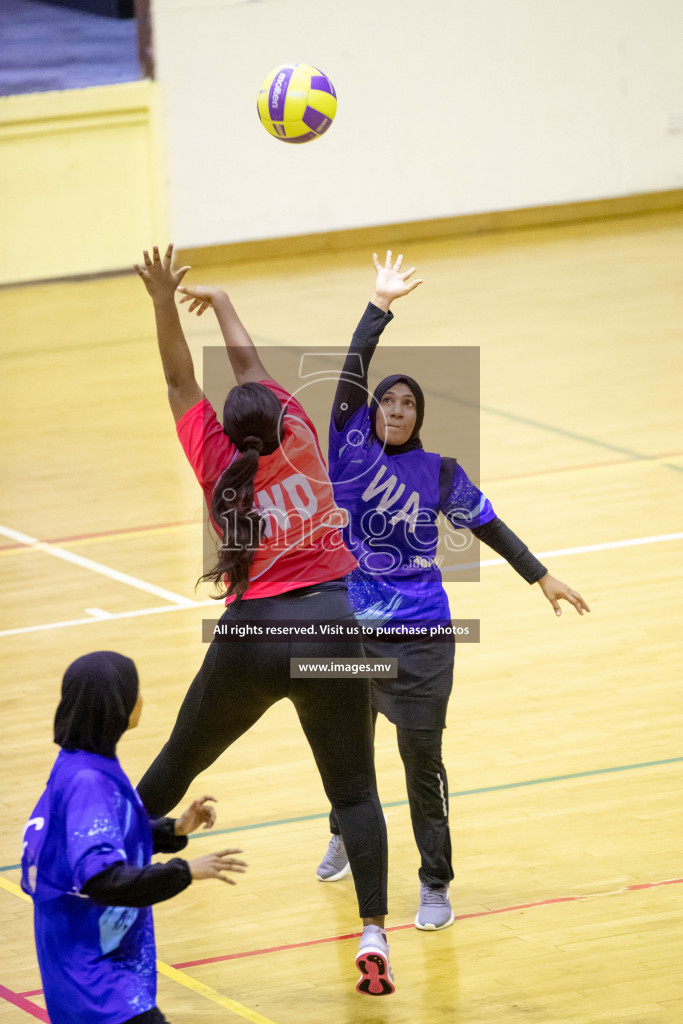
[174,795,217,835]
[177,284,226,317]
[537,574,591,617]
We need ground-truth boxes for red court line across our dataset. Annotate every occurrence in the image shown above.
[16,877,683,999]
[169,898,581,968]
[481,449,683,484]
[0,519,195,552]
[0,984,48,1021]
[170,876,683,971]
[627,878,683,891]
[3,448,683,554]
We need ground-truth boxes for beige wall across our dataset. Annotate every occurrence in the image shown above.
[153,0,683,248]
[0,82,167,285]
[3,1,682,284]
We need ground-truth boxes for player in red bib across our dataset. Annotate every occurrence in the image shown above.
[133,245,393,996]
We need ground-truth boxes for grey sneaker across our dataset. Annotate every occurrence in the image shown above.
[414,883,455,930]
[316,833,350,881]
[356,924,395,995]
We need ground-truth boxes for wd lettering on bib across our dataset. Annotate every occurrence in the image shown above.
[177,382,358,599]
[257,472,319,540]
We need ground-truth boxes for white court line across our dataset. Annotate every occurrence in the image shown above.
[0,523,195,607]
[85,607,114,620]
[442,531,683,574]
[0,600,218,638]
[1,529,682,640]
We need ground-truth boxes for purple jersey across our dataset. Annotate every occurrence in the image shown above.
[329,405,495,624]
[21,749,156,1024]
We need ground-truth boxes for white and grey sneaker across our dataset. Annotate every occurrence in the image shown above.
[355,924,395,996]
[316,833,350,881]
[414,883,455,930]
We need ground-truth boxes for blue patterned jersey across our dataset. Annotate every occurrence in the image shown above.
[329,405,496,625]
[21,750,156,1024]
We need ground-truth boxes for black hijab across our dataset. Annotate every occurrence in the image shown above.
[369,374,425,455]
[54,651,139,760]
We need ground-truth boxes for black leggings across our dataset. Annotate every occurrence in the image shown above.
[126,1010,169,1024]
[330,710,453,888]
[137,584,387,918]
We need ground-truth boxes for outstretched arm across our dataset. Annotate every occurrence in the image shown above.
[472,520,590,616]
[439,462,590,617]
[177,284,269,385]
[80,848,247,906]
[80,793,245,906]
[134,243,203,423]
[333,251,423,430]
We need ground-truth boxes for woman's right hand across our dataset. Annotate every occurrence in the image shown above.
[177,284,227,317]
[188,848,247,884]
[371,250,423,311]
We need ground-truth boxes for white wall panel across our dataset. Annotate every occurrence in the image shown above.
[151,0,683,246]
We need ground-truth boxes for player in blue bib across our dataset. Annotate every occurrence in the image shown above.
[21,651,246,1024]
[316,252,590,930]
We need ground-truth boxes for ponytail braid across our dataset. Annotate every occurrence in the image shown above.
[198,384,284,601]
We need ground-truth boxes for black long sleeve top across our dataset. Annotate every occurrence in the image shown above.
[334,302,547,584]
[80,817,192,908]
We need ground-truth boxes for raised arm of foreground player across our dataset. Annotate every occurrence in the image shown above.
[178,283,270,385]
[134,243,204,422]
[333,251,423,431]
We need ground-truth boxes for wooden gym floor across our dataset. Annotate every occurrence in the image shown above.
[1,209,682,1023]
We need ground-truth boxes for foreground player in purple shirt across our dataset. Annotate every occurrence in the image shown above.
[21,651,247,1024]
[317,252,590,932]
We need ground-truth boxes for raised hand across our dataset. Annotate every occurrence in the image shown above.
[538,573,591,617]
[371,250,424,311]
[134,243,190,304]
[177,283,226,317]
[188,848,248,884]
[174,795,217,836]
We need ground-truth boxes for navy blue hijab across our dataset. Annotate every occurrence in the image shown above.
[54,652,139,760]
[369,374,425,455]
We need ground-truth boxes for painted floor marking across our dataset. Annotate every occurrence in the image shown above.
[0,875,278,1024]
[0,985,48,1022]
[526,530,683,558]
[1,529,681,639]
[3,754,680,874]
[424,382,683,473]
[1,306,679,473]
[0,875,31,902]
[162,753,683,842]
[0,598,217,639]
[6,876,681,1016]
[1,443,682,559]
[287,344,683,473]
[1,427,681,559]
[0,523,195,607]
[442,530,683,573]
[156,960,278,1024]
[2,449,682,559]
[84,607,114,620]
[170,875,683,970]
[0,520,196,555]
[482,450,683,484]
